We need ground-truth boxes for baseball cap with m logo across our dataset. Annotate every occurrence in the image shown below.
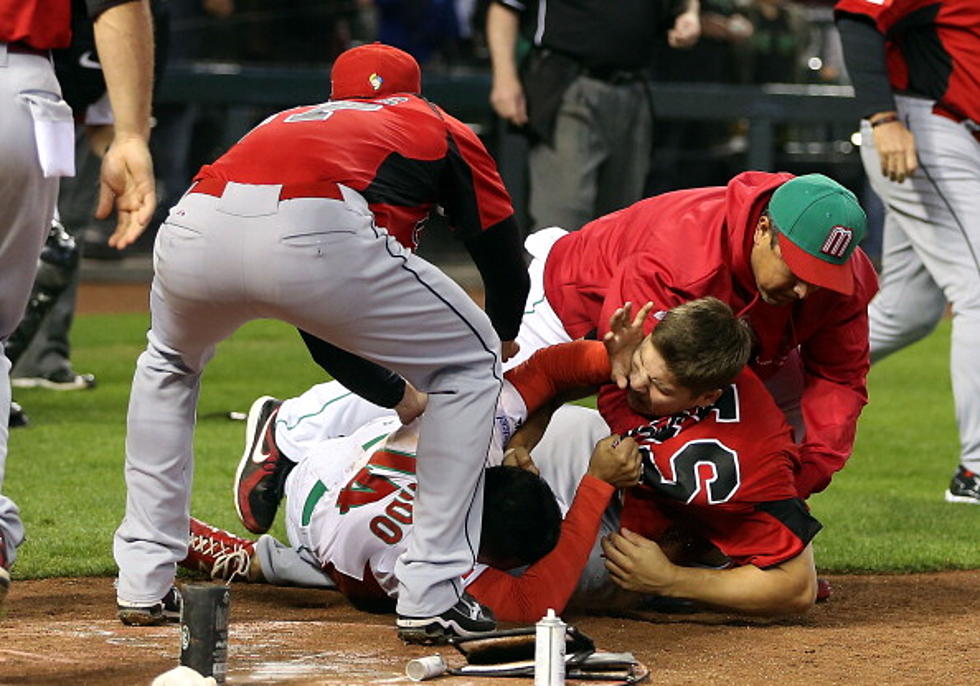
[768,174,867,296]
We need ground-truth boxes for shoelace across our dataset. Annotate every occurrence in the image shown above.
[211,548,252,583]
[189,531,252,582]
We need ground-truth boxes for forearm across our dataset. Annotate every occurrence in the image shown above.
[298,330,406,409]
[660,546,816,616]
[486,3,522,83]
[93,0,154,141]
[836,13,895,118]
[505,340,610,414]
[463,217,529,341]
[796,375,867,497]
[468,476,615,622]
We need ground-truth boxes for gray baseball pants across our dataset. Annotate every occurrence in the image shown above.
[0,48,65,564]
[863,95,980,472]
[114,184,502,617]
[528,75,652,232]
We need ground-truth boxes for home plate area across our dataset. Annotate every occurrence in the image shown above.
[1,574,979,684]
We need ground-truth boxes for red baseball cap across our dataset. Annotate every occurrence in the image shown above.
[330,43,421,100]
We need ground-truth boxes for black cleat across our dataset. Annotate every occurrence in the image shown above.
[117,586,182,626]
[396,593,496,645]
[945,465,980,504]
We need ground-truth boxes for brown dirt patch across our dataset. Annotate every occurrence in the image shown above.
[77,282,150,315]
[1,573,977,685]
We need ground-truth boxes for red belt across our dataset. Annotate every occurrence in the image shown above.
[189,177,345,201]
[4,41,50,57]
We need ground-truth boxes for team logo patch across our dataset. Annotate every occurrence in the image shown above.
[369,73,383,91]
[821,225,853,258]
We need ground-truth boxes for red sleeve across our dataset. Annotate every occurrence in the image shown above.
[795,254,877,498]
[466,476,615,623]
[504,341,611,415]
[441,111,515,240]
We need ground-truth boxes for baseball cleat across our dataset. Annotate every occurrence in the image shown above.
[945,465,980,504]
[117,586,182,626]
[11,368,96,391]
[181,517,256,582]
[8,401,28,429]
[816,577,833,603]
[0,534,9,609]
[234,396,292,533]
[396,593,496,645]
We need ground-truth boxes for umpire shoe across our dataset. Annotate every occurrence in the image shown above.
[396,593,497,645]
[235,396,293,533]
[945,465,980,504]
[117,586,182,626]
[181,517,256,582]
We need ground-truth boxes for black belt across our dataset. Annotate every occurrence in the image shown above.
[4,41,50,57]
[579,63,646,85]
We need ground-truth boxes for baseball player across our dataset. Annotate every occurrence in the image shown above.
[187,298,820,618]
[834,1,980,503]
[507,172,878,500]
[113,44,529,643]
[0,0,155,606]
[185,382,639,625]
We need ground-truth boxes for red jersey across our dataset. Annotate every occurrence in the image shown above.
[835,0,980,123]
[543,171,879,498]
[0,0,71,49]
[599,367,820,569]
[196,95,515,251]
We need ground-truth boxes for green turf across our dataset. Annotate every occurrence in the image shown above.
[4,312,973,578]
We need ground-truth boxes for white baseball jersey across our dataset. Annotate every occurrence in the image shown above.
[280,379,560,598]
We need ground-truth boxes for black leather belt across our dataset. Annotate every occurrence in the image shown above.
[579,64,646,85]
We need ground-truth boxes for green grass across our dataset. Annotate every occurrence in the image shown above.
[4,313,974,578]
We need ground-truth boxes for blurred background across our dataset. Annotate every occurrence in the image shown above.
[79,0,882,269]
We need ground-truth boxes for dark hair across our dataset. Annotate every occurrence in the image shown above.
[481,466,562,568]
[651,296,753,396]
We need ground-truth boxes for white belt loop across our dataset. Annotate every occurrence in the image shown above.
[0,43,9,68]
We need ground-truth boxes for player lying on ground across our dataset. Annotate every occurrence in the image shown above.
[184,298,819,620]
[186,381,640,625]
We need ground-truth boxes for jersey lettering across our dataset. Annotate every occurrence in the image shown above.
[707,384,739,423]
[285,101,384,123]
[642,439,741,504]
[336,449,416,514]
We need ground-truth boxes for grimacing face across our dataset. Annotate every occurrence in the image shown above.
[626,337,720,417]
[750,216,820,306]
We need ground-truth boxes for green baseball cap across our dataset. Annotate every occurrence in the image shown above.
[768,174,867,296]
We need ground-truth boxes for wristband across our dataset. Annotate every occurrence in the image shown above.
[870,113,899,128]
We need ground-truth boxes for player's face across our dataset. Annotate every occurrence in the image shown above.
[626,338,702,417]
[750,219,820,306]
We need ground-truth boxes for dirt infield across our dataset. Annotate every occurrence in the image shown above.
[61,281,978,685]
[1,572,977,685]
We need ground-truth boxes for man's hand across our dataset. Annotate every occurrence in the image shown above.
[503,446,540,475]
[604,301,653,389]
[99,135,157,249]
[394,381,428,425]
[668,9,701,48]
[586,434,642,488]
[870,115,918,183]
[502,339,520,362]
[602,528,678,595]
[490,73,528,126]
